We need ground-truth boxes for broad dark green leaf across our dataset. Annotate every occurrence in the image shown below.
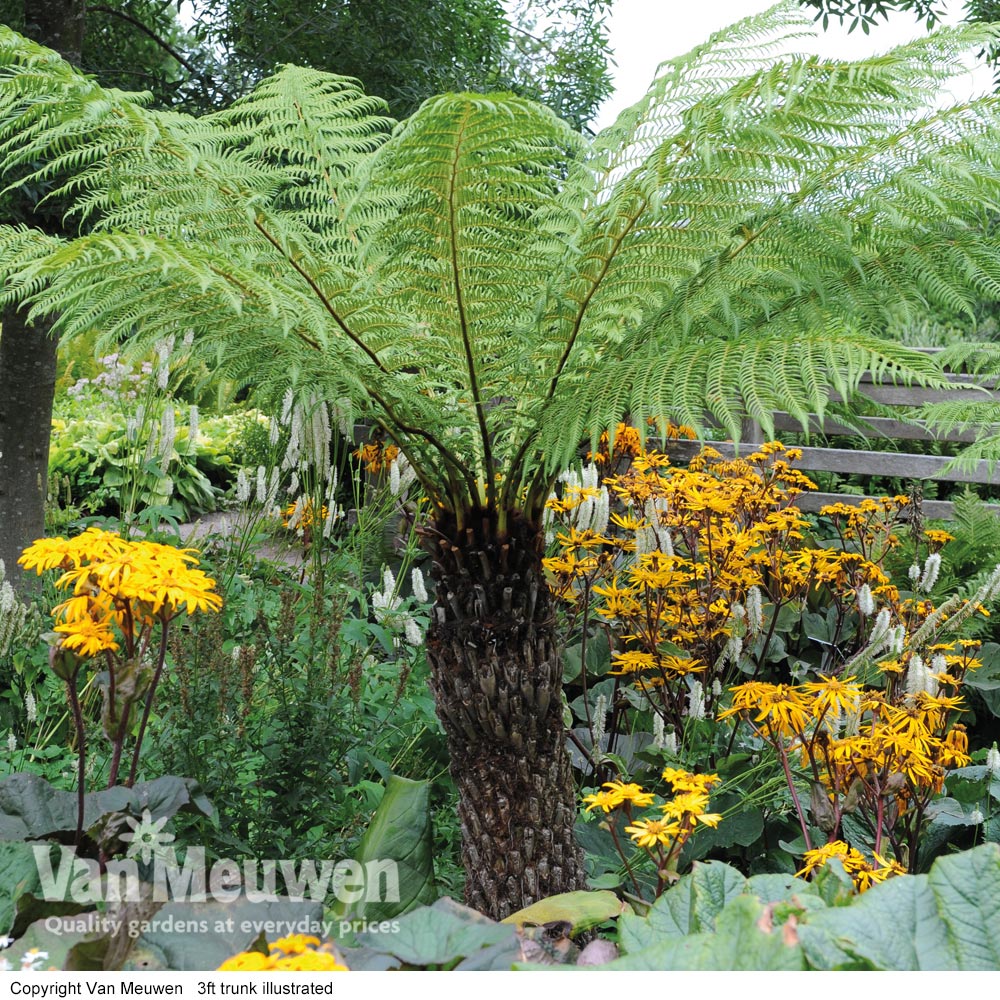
[127,897,324,971]
[800,843,1000,970]
[0,773,212,842]
[356,897,514,968]
[609,896,806,971]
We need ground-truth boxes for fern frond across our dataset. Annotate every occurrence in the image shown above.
[537,329,949,476]
[4,19,1000,522]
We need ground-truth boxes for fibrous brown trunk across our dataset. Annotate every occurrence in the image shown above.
[0,309,57,593]
[424,510,587,920]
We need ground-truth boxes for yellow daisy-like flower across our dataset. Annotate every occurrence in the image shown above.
[219,939,348,972]
[801,674,862,719]
[582,789,619,813]
[603,780,656,809]
[693,811,723,828]
[796,840,856,878]
[624,818,680,848]
[610,650,657,674]
[272,951,348,971]
[661,790,710,816]
[924,529,955,547]
[20,529,222,647]
[18,535,75,573]
[282,500,330,531]
[660,767,719,793]
[583,780,655,812]
[271,934,321,954]
[53,616,119,657]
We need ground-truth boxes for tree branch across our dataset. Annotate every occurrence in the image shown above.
[88,5,217,97]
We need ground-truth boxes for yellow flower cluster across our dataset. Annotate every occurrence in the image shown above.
[545,439,853,726]
[19,527,222,657]
[720,669,974,885]
[587,420,697,467]
[583,769,721,878]
[219,935,348,971]
[354,440,399,474]
[282,498,329,530]
[796,840,907,892]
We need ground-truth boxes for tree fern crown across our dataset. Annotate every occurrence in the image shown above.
[3,3,1000,528]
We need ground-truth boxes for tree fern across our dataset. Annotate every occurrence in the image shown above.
[7,1,1000,919]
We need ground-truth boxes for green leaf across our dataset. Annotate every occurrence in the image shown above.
[0,774,130,841]
[328,773,435,923]
[3,913,109,971]
[127,897,325,972]
[0,840,44,934]
[927,844,1000,968]
[682,794,764,861]
[812,858,856,907]
[799,870,956,970]
[618,860,746,952]
[562,630,610,684]
[745,872,821,906]
[0,774,212,842]
[799,843,1000,970]
[355,897,514,968]
[502,890,629,934]
[609,896,806,971]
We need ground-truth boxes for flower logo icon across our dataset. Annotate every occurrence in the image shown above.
[120,810,175,864]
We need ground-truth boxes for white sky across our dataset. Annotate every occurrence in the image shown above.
[594,0,992,129]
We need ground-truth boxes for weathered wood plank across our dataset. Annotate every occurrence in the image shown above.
[847,384,996,406]
[856,369,998,388]
[667,440,1000,486]
[768,412,993,444]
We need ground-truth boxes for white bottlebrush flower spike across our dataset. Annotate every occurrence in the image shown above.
[651,713,665,750]
[236,468,251,503]
[856,583,875,616]
[687,681,705,721]
[411,567,428,603]
[919,553,942,593]
[746,586,765,635]
[404,617,423,647]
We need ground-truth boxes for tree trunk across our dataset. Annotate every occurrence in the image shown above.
[0,1,87,592]
[24,0,86,65]
[424,510,587,920]
[0,309,58,593]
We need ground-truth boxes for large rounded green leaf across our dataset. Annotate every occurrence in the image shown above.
[328,773,435,924]
[798,843,1000,970]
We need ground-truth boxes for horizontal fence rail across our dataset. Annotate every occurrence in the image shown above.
[670,350,1000,520]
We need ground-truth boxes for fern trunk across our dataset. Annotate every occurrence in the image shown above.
[425,511,587,919]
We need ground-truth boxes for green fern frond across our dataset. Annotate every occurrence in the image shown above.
[4,15,1000,524]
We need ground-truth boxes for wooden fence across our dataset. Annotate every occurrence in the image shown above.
[666,353,1000,520]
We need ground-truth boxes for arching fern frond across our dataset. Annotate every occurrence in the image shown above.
[4,9,1000,526]
[535,328,949,475]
